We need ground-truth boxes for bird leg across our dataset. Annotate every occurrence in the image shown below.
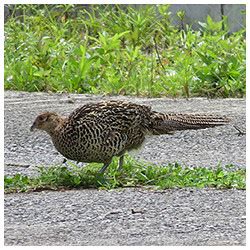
[118,155,124,171]
[99,155,124,173]
[99,160,112,173]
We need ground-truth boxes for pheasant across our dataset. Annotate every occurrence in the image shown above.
[30,100,230,173]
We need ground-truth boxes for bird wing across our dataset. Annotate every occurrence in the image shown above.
[69,101,151,133]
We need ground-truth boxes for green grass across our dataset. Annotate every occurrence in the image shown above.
[4,157,246,193]
[4,4,246,97]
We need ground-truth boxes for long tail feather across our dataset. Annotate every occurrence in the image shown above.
[151,112,230,134]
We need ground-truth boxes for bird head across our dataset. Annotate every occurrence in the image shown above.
[30,112,62,134]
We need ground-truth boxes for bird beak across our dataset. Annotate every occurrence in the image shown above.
[30,123,35,132]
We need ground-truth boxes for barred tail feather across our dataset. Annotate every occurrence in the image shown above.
[151,112,230,135]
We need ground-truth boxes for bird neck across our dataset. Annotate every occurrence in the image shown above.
[46,117,67,136]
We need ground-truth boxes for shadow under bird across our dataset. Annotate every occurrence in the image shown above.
[30,100,230,173]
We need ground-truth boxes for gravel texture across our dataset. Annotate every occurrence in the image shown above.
[4,188,246,246]
[4,91,246,245]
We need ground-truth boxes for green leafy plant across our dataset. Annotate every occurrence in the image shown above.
[4,156,246,193]
[4,4,245,97]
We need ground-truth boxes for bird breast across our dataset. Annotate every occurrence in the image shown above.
[50,121,127,163]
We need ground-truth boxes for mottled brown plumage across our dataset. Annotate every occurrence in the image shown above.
[30,100,230,172]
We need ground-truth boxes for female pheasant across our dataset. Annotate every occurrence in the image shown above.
[30,100,230,173]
